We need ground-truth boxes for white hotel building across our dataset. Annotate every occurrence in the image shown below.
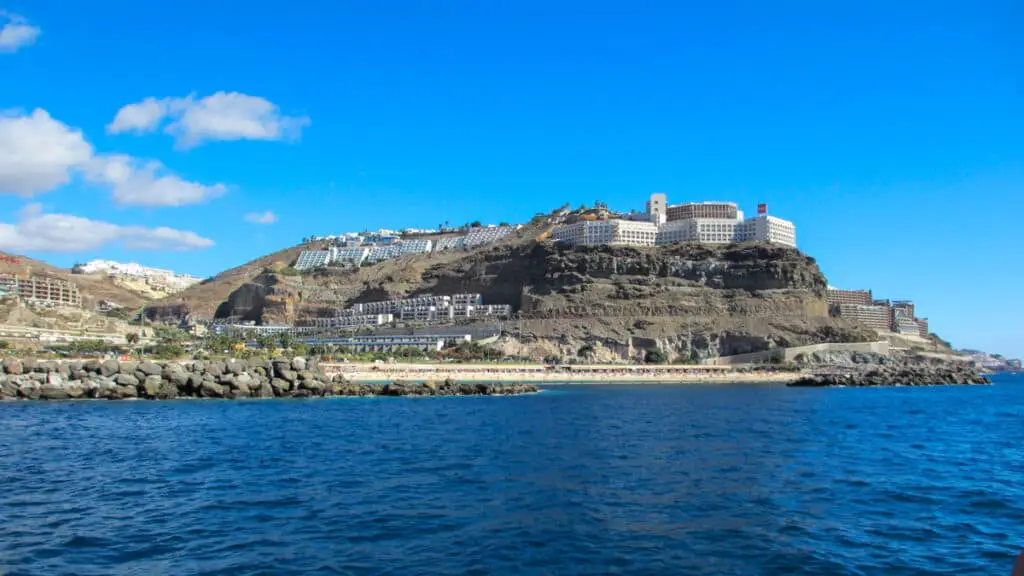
[552,195,797,248]
[550,219,658,246]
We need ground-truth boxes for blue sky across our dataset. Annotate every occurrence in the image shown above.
[0,1,1021,356]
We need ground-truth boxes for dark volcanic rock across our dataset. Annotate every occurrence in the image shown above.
[789,364,990,388]
[0,359,540,401]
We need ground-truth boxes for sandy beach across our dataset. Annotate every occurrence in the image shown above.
[324,362,802,384]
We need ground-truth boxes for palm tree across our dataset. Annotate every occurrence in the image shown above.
[277,332,294,351]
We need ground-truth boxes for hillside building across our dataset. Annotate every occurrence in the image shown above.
[735,215,797,247]
[331,247,370,267]
[298,334,471,353]
[434,236,466,251]
[0,274,82,308]
[552,194,796,248]
[838,304,891,333]
[398,239,433,255]
[827,288,873,307]
[329,293,508,325]
[666,201,739,222]
[550,220,658,246]
[892,300,916,322]
[75,259,202,294]
[306,313,394,329]
[645,193,667,224]
[294,250,332,271]
[465,226,514,247]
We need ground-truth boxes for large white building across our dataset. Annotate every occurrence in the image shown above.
[332,293,509,324]
[306,313,394,329]
[550,220,658,246]
[736,215,796,247]
[550,195,797,249]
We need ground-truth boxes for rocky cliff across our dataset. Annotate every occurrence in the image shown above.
[204,240,870,361]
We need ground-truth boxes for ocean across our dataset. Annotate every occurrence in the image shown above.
[1,374,1022,575]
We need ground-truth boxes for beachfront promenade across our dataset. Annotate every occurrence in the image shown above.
[323,362,802,384]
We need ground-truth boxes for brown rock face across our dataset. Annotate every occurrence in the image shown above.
[150,238,873,362]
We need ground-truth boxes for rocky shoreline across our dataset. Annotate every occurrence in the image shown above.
[788,364,991,387]
[0,358,538,401]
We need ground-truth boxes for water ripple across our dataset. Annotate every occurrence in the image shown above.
[1,375,1023,574]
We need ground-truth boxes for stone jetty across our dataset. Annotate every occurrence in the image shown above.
[0,357,539,401]
[788,364,990,387]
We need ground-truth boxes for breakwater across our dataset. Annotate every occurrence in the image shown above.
[0,358,538,401]
[788,364,990,387]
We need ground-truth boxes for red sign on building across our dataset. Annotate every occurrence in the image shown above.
[757,203,767,215]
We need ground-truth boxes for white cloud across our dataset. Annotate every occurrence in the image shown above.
[108,91,310,147]
[106,97,172,134]
[0,203,214,253]
[86,154,226,207]
[0,109,93,195]
[0,108,227,206]
[0,11,40,53]
[245,210,278,224]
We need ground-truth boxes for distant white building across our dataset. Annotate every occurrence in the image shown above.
[734,215,796,247]
[465,226,513,247]
[435,236,466,251]
[76,259,202,293]
[307,313,394,329]
[294,250,332,270]
[332,247,370,266]
[551,220,658,246]
[366,245,401,264]
[398,239,433,255]
[551,196,797,249]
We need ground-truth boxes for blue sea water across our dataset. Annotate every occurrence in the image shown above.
[1,375,1023,576]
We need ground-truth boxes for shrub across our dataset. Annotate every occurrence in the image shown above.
[644,349,668,364]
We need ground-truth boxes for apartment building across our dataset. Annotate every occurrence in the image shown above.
[0,274,82,308]
[838,304,890,332]
[465,226,514,248]
[736,215,797,247]
[435,236,466,251]
[827,288,874,307]
[399,306,455,322]
[294,250,331,271]
[398,239,433,255]
[347,295,454,316]
[307,313,394,329]
[551,219,658,246]
[332,247,370,267]
[452,293,483,306]
[666,201,739,222]
[366,246,402,264]
[454,303,513,318]
[892,300,915,321]
[916,318,929,338]
[299,334,468,353]
[335,293,508,324]
[210,323,315,337]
